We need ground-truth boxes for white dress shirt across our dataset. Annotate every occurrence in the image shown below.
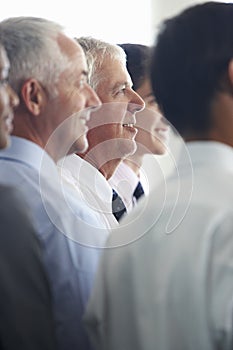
[58,154,118,229]
[0,136,108,350]
[84,141,233,350]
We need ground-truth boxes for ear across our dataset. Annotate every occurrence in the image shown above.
[20,79,44,116]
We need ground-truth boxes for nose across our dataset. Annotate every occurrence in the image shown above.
[7,84,19,108]
[85,83,101,109]
[128,89,145,113]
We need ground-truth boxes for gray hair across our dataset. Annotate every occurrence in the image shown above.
[75,36,126,90]
[0,17,71,97]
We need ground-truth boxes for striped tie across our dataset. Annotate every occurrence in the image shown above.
[133,181,144,201]
[112,189,127,222]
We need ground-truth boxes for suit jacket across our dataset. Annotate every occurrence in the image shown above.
[0,185,56,350]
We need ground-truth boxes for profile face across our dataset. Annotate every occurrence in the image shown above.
[45,36,101,157]
[86,56,145,161]
[135,78,170,155]
[0,46,19,149]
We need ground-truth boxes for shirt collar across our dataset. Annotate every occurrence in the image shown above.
[109,161,139,198]
[0,136,58,176]
[60,154,113,204]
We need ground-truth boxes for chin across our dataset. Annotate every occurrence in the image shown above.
[76,142,89,154]
[118,139,137,158]
[70,137,89,155]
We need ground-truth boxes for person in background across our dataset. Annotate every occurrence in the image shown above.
[109,43,170,212]
[84,2,233,350]
[0,17,107,350]
[58,37,144,227]
[0,43,56,349]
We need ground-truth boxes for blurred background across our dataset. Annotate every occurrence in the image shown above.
[1,0,230,45]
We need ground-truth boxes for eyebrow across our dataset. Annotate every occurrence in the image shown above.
[143,92,155,99]
[112,81,132,91]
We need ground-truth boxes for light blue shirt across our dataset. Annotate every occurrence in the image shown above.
[0,136,108,350]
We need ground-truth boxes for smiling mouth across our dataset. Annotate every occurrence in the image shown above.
[122,123,135,127]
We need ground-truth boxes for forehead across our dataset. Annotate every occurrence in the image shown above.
[98,56,132,87]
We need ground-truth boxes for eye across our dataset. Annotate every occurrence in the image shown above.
[118,88,126,95]
[145,96,158,107]
[115,84,127,96]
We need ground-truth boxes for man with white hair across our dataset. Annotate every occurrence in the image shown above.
[59,36,144,228]
[0,17,107,350]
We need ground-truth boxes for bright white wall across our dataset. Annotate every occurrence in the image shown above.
[0,0,153,45]
[1,0,231,46]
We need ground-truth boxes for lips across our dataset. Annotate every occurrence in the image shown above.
[122,110,138,135]
[122,123,138,139]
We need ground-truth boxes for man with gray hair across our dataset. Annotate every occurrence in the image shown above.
[0,17,107,350]
[84,2,233,350]
[58,36,144,228]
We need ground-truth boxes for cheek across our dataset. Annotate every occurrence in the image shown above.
[136,113,159,134]
[97,124,121,144]
[88,104,126,129]
[62,95,79,112]
[102,124,120,140]
[107,104,127,124]
[58,87,83,111]
[56,96,84,125]
[136,128,149,144]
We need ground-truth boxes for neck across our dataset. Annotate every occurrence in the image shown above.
[99,159,122,180]
[12,119,65,163]
[78,151,122,180]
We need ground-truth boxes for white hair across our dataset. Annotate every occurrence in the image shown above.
[75,36,126,90]
[0,17,71,97]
